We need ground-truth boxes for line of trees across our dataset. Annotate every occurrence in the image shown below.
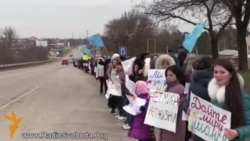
[102,10,242,60]
[134,0,250,70]
[0,27,49,65]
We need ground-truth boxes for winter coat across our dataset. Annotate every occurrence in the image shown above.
[96,63,104,78]
[183,69,213,112]
[118,70,127,97]
[108,68,122,97]
[155,54,176,69]
[170,54,180,68]
[160,80,186,141]
[182,69,213,141]
[208,76,250,141]
[178,51,187,68]
[106,64,113,79]
[128,93,152,140]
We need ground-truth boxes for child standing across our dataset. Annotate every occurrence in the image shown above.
[128,81,151,141]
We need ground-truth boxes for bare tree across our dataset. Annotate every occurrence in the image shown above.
[1,26,18,48]
[156,27,183,53]
[136,0,233,59]
[0,27,18,64]
[220,0,250,70]
[104,10,157,55]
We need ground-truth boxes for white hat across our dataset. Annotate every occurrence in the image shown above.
[111,53,120,60]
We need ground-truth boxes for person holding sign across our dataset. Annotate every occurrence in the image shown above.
[183,56,214,141]
[155,54,176,70]
[128,81,152,141]
[153,54,176,141]
[208,59,250,141]
[159,65,186,141]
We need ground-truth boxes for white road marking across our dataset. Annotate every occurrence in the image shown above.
[0,85,41,110]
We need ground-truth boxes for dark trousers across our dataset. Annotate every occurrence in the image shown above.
[99,77,107,94]
[112,96,125,116]
[185,121,192,141]
[117,96,125,116]
[125,112,133,125]
[123,95,133,125]
[138,139,150,141]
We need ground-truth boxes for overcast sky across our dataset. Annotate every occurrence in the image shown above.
[0,0,193,39]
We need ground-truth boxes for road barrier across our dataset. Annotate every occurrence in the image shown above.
[0,60,52,70]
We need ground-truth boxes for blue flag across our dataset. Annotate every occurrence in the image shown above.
[87,34,105,48]
[80,45,92,57]
[182,23,204,53]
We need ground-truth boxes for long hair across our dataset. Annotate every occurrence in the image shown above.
[165,65,186,86]
[213,59,244,128]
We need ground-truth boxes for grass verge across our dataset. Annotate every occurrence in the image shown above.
[239,71,250,94]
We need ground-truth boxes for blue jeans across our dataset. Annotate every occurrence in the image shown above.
[124,112,133,125]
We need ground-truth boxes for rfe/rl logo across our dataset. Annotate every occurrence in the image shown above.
[3,111,23,139]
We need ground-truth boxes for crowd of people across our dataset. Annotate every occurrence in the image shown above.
[74,47,250,141]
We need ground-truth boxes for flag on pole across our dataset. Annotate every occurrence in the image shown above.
[87,34,105,48]
[182,23,204,53]
[80,45,92,57]
[82,54,91,60]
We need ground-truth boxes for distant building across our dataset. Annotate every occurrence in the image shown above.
[35,40,48,47]
[29,36,38,41]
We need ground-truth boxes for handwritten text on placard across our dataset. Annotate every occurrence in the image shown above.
[188,93,231,141]
[148,69,166,92]
[144,92,179,133]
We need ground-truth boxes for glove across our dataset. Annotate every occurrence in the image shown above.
[140,106,145,112]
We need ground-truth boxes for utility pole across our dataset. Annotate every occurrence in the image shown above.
[166,45,169,53]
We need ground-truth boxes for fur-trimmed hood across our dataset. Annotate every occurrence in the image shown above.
[208,74,244,103]
[155,54,176,69]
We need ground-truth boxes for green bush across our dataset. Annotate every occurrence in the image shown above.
[240,71,250,94]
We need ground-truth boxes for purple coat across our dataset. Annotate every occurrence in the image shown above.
[128,93,151,140]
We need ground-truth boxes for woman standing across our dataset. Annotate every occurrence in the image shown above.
[154,54,176,70]
[182,56,214,141]
[96,58,108,95]
[154,54,176,141]
[160,65,186,141]
[107,59,120,114]
[208,59,250,141]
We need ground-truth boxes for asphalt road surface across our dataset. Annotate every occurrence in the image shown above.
[0,51,136,141]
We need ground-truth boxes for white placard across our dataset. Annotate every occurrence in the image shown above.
[125,74,136,96]
[148,69,167,92]
[123,95,147,116]
[121,57,136,75]
[188,93,231,141]
[144,92,179,133]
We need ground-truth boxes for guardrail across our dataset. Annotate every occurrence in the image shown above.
[0,60,52,70]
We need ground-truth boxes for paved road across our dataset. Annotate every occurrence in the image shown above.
[0,58,135,140]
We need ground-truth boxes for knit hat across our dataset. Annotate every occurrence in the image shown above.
[135,81,149,95]
[111,53,120,60]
